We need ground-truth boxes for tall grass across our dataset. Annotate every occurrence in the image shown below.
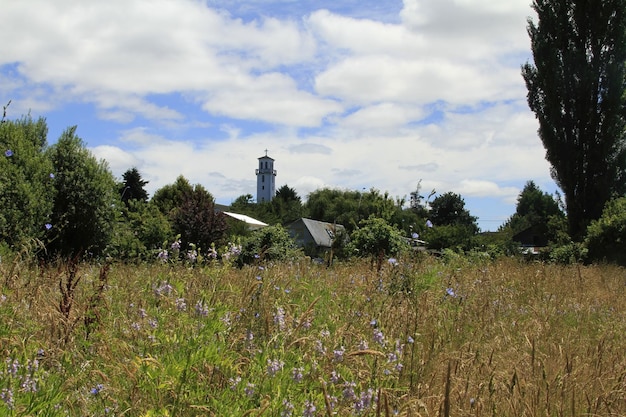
[0,254,624,416]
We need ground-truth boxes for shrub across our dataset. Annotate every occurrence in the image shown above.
[585,197,626,265]
[235,225,301,266]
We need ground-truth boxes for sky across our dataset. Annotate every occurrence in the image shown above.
[0,0,557,231]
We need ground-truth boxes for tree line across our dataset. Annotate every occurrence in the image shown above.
[2,0,626,265]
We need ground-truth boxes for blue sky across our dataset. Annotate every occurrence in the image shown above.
[0,0,556,231]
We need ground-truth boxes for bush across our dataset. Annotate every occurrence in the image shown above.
[549,242,588,265]
[585,197,626,265]
[235,225,301,267]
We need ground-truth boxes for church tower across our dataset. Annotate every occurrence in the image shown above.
[256,150,276,203]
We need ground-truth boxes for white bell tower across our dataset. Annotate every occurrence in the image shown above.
[256,150,276,203]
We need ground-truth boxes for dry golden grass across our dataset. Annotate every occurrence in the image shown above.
[0,255,624,416]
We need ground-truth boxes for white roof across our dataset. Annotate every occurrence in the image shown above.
[223,212,268,230]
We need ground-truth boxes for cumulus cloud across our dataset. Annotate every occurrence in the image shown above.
[1,0,555,230]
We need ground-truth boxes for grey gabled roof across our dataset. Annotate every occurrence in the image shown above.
[294,218,345,248]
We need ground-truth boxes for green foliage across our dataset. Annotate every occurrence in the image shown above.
[428,192,478,233]
[348,217,408,271]
[151,176,193,217]
[170,184,227,252]
[0,116,55,248]
[120,167,149,204]
[305,187,416,234]
[522,0,626,240]
[45,127,118,258]
[549,242,588,265]
[423,224,477,252]
[235,225,301,266]
[110,200,173,261]
[585,197,626,265]
[272,184,303,225]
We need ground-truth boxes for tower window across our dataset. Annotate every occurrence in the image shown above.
[262,175,265,182]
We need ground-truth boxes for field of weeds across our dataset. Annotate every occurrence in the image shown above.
[1,255,625,416]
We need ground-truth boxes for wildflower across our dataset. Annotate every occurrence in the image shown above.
[333,346,345,362]
[274,307,286,331]
[138,308,147,319]
[0,388,14,409]
[291,367,304,383]
[228,376,241,390]
[131,322,141,331]
[4,150,13,157]
[90,384,104,395]
[154,281,173,297]
[171,240,181,250]
[315,340,326,355]
[358,340,369,350]
[175,298,187,311]
[6,358,19,377]
[330,370,340,384]
[221,312,232,328]
[186,249,197,262]
[44,223,52,230]
[302,400,316,417]
[281,399,295,417]
[157,250,168,262]
[388,257,398,266]
[470,397,476,407]
[342,382,357,401]
[244,382,255,398]
[267,359,284,377]
[246,329,254,342]
[148,318,158,329]
[195,300,209,317]
[445,287,456,298]
[407,336,414,344]
[373,329,385,346]
[49,173,55,179]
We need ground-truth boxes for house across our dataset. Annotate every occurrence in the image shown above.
[287,218,346,257]
[512,225,549,255]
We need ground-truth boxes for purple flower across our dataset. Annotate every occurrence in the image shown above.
[281,399,295,417]
[302,400,316,417]
[175,298,187,311]
[333,346,345,362]
[373,329,385,346]
[90,384,104,395]
[446,288,456,298]
[267,359,284,376]
[49,173,55,179]
[244,383,255,398]
[388,257,398,266]
[44,223,52,230]
[0,388,14,409]
[291,367,304,382]
[4,150,13,157]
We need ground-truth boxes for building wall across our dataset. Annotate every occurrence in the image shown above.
[256,156,276,203]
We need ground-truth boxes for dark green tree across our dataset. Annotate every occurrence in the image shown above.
[120,167,149,204]
[0,115,55,248]
[46,127,118,258]
[522,0,626,240]
[272,184,303,225]
[424,192,478,251]
[171,184,227,251]
[503,181,565,235]
[151,176,193,217]
[427,192,478,232]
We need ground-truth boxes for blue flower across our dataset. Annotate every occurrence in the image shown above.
[4,149,13,157]
[44,223,52,230]
[49,173,55,179]
[446,288,456,298]
[90,384,104,395]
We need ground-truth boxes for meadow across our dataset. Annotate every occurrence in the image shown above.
[0,253,625,416]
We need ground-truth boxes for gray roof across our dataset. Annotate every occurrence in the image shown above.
[290,218,345,248]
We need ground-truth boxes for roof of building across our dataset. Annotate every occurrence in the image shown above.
[289,218,345,248]
[223,212,268,230]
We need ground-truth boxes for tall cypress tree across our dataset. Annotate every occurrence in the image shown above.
[522,0,626,240]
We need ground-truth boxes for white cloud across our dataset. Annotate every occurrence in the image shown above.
[1,0,555,230]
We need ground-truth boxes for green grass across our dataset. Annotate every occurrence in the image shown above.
[1,255,625,416]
